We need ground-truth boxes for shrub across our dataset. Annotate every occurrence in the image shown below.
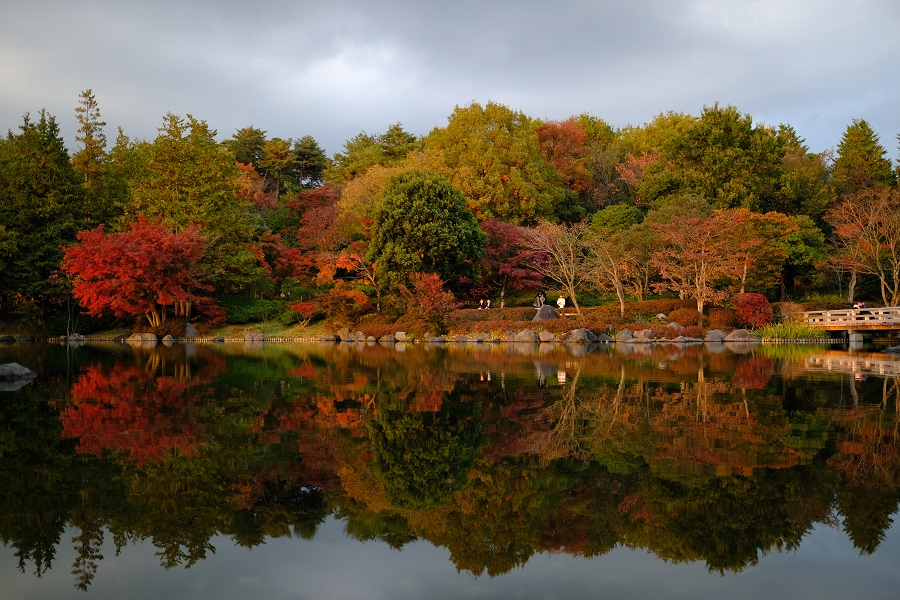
[707,308,738,331]
[667,307,700,327]
[400,273,457,333]
[732,293,774,328]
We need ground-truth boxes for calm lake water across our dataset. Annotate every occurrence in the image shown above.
[1,339,900,599]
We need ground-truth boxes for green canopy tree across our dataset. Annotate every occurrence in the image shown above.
[366,170,487,291]
[0,110,85,309]
[221,125,268,170]
[832,118,895,197]
[326,122,418,184]
[638,103,785,211]
[126,113,265,292]
[423,101,565,224]
[292,135,329,189]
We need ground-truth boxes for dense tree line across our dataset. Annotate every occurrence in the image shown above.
[0,91,898,333]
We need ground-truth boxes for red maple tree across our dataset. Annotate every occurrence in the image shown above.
[61,216,224,327]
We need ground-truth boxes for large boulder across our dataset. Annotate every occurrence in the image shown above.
[632,328,654,342]
[725,329,760,342]
[615,328,634,342]
[560,328,598,344]
[538,330,557,342]
[126,333,158,344]
[705,329,727,342]
[245,332,266,342]
[532,305,560,322]
[514,330,540,343]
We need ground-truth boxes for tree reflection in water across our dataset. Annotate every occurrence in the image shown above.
[1,341,899,588]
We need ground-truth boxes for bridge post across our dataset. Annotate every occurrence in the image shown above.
[848,332,864,344]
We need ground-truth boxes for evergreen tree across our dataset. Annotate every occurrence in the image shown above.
[0,110,84,309]
[71,89,107,186]
[832,118,895,196]
[126,113,265,292]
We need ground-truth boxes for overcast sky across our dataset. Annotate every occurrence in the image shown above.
[1,0,898,159]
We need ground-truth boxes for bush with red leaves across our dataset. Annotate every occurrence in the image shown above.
[732,293,774,328]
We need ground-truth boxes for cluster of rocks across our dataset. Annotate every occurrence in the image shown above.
[316,325,760,346]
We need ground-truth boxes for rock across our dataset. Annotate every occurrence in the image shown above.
[656,313,669,322]
[366,335,377,343]
[184,323,198,338]
[424,336,447,343]
[595,333,614,343]
[126,333,158,344]
[725,329,760,342]
[67,333,85,343]
[354,331,366,342]
[514,330,540,343]
[560,328,598,344]
[337,327,351,341]
[320,334,338,342]
[667,321,681,329]
[632,329,654,342]
[213,335,225,343]
[705,329,727,342]
[0,362,37,381]
[538,330,557,342]
[379,334,396,343]
[615,328,634,342]
[532,304,560,322]
[450,335,471,342]
[395,331,408,342]
[162,335,176,346]
[245,332,266,342]
[884,346,900,355]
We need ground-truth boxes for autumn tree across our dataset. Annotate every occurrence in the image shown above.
[535,119,594,222]
[717,208,797,294]
[423,101,565,224]
[826,186,900,305]
[61,216,224,327]
[480,219,544,308]
[648,196,734,314]
[586,203,657,304]
[366,171,486,291]
[522,220,588,315]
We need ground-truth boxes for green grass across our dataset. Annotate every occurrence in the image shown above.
[754,321,830,340]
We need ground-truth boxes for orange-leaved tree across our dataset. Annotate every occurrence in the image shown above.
[61,216,224,327]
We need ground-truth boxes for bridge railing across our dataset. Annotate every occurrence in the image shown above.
[803,306,900,328]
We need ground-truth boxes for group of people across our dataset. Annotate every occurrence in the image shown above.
[534,292,566,309]
[477,292,567,310]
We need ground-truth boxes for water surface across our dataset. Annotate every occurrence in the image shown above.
[1,340,898,598]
